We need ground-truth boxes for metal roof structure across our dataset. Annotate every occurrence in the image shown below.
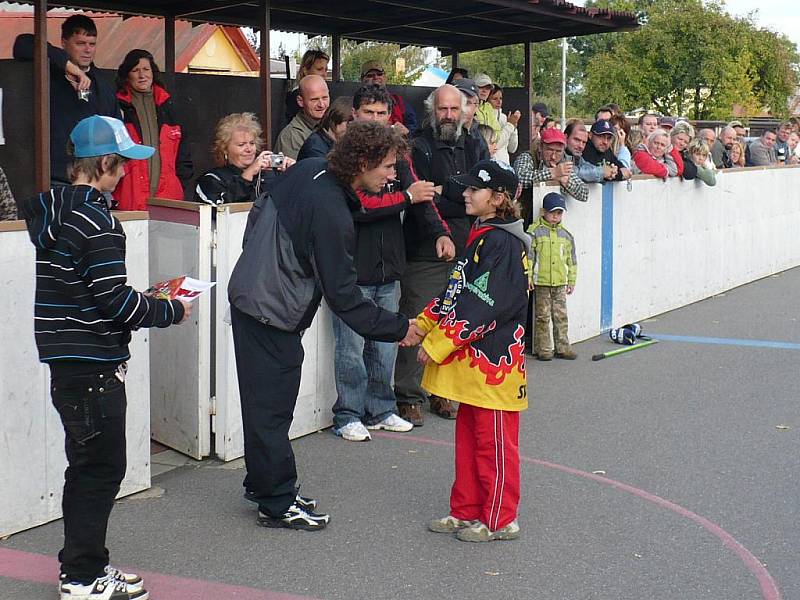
[9,0,639,53]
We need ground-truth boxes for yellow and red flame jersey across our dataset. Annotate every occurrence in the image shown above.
[418,219,531,412]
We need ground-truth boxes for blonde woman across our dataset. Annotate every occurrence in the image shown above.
[195,112,295,205]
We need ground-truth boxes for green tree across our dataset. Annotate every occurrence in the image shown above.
[300,37,427,86]
[581,0,798,119]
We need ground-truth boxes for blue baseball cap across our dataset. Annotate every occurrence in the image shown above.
[70,115,155,160]
[543,191,567,212]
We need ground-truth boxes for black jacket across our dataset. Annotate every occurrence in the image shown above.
[353,157,450,286]
[13,35,120,184]
[20,185,183,365]
[407,127,481,261]
[194,164,278,205]
[582,141,627,180]
[680,149,698,180]
[297,129,334,161]
[228,158,409,340]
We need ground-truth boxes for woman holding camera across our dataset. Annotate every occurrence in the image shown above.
[195,112,295,205]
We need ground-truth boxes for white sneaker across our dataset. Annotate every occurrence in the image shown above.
[367,413,413,432]
[104,566,143,590]
[333,421,372,441]
[60,573,148,599]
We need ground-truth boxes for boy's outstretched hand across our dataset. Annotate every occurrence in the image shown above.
[399,319,425,347]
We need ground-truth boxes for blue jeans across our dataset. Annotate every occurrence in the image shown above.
[331,281,400,429]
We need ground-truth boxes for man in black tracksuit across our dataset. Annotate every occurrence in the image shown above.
[395,83,484,425]
[14,15,120,186]
[227,122,421,531]
[329,85,451,442]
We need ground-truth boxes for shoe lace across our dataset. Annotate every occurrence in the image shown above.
[104,566,127,582]
[97,574,129,593]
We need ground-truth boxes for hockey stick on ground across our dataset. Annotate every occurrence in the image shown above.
[592,339,659,361]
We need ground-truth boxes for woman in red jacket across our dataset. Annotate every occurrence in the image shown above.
[113,49,193,210]
[632,128,678,180]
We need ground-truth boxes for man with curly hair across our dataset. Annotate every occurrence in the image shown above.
[227,121,424,531]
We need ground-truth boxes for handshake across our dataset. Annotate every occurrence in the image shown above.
[399,319,436,367]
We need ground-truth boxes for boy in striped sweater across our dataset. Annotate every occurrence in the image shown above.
[20,116,192,600]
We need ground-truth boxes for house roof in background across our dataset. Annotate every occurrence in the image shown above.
[3,0,639,52]
[0,11,259,71]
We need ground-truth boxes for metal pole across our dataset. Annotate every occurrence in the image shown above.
[259,0,272,149]
[33,0,50,190]
[332,35,341,82]
[523,41,532,151]
[561,37,567,129]
[452,51,459,70]
[164,15,176,91]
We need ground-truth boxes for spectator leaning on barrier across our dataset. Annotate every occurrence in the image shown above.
[686,139,716,187]
[563,119,604,183]
[114,49,193,210]
[582,119,632,181]
[632,129,678,179]
[227,122,424,533]
[729,140,746,168]
[788,132,800,163]
[329,84,448,442]
[195,113,295,205]
[487,85,520,164]
[670,121,698,181]
[610,114,633,169]
[13,14,120,186]
[274,74,330,160]
[361,60,418,135]
[513,127,589,218]
[473,73,501,135]
[774,122,795,164]
[746,129,778,167]
[19,115,192,600]
[285,49,329,123]
[297,96,353,161]
[528,191,577,362]
[711,126,736,169]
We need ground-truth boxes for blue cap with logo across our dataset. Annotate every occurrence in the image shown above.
[70,115,155,160]
[590,119,615,136]
[542,191,567,212]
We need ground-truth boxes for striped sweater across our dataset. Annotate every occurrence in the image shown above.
[21,185,184,364]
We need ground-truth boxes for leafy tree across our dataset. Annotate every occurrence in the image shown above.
[581,0,798,119]
[300,37,428,86]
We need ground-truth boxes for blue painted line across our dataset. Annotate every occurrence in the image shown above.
[650,333,800,351]
[600,183,614,332]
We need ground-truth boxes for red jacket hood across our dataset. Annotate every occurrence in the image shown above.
[117,83,171,106]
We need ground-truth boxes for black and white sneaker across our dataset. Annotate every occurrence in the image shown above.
[61,568,143,593]
[257,502,330,531]
[243,490,318,511]
[59,573,148,599]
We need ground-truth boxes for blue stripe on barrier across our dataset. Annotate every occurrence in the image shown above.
[650,333,800,351]
[600,183,614,331]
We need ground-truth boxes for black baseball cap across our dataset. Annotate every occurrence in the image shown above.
[453,159,519,194]
[532,102,550,117]
[452,78,478,98]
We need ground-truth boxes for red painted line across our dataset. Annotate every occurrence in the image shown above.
[0,547,320,600]
[375,431,781,600]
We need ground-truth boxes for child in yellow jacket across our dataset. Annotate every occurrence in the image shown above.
[416,160,531,542]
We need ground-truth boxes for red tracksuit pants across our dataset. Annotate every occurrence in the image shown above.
[450,403,521,530]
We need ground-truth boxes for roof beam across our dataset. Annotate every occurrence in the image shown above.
[479,0,629,29]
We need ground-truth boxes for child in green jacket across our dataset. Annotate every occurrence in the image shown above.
[528,192,577,360]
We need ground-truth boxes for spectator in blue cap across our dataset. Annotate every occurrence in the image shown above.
[527,191,578,361]
[18,115,192,600]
